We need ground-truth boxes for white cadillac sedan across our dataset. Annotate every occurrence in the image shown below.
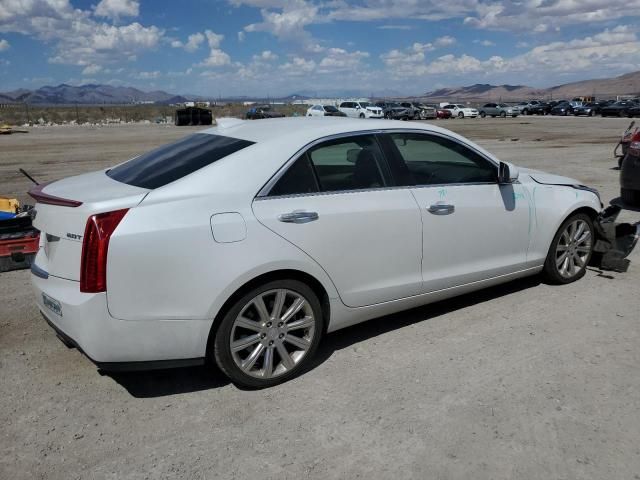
[30,117,601,387]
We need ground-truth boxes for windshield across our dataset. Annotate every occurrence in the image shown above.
[107,134,255,189]
[358,102,370,108]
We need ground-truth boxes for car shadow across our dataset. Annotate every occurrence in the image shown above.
[105,275,542,397]
[308,275,541,370]
[104,364,230,398]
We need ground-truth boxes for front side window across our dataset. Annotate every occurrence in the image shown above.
[269,135,390,196]
[388,133,496,186]
[107,134,254,189]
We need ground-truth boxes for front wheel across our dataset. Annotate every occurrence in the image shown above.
[542,213,594,284]
[359,113,365,119]
[480,111,486,118]
[213,279,323,388]
[458,112,464,118]
[500,111,506,118]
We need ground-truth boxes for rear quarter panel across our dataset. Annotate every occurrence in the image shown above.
[106,195,339,322]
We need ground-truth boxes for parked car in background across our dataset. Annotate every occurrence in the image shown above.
[601,101,638,117]
[528,102,552,115]
[375,102,411,120]
[415,103,438,119]
[627,105,640,118]
[550,102,576,116]
[435,107,453,119]
[515,100,542,115]
[245,105,286,120]
[338,101,384,119]
[29,116,603,388]
[573,103,601,117]
[399,102,422,120]
[479,103,520,118]
[442,104,479,118]
[306,105,347,117]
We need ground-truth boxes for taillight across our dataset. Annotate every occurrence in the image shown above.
[80,209,128,293]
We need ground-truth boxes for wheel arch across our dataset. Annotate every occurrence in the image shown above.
[205,269,331,359]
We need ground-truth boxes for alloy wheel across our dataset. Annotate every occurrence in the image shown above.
[229,289,316,379]
[555,219,592,279]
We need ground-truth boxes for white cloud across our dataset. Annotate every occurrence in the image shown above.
[237,31,245,42]
[197,30,230,67]
[253,50,278,61]
[241,0,318,43]
[380,25,640,81]
[94,0,140,20]
[0,1,163,66]
[0,38,9,51]
[171,32,205,52]
[317,47,369,73]
[82,64,102,75]
[279,56,316,76]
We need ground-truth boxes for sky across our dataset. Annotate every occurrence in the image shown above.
[1,0,640,97]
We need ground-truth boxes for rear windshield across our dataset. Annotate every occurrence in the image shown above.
[106,133,254,189]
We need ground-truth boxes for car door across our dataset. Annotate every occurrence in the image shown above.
[252,133,423,308]
[340,102,355,118]
[381,131,531,293]
[486,103,497,115]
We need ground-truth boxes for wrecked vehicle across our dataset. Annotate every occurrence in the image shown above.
[0,197,38,273]
[27,117,637,388]
[619,128,640,208]
[615,121,638,168]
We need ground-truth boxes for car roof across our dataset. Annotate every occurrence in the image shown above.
[200,117,483,149]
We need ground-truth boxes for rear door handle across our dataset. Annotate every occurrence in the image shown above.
[278,211,319,224]
[427,203,455,215]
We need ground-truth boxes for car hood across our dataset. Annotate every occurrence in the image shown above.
[518,167,581,186]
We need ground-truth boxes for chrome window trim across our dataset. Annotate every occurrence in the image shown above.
[255,128,500,199]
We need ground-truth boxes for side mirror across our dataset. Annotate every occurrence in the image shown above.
[498,162,519,184]
[356,105,361,109]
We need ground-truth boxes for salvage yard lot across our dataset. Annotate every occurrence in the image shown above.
[1,116,639,479]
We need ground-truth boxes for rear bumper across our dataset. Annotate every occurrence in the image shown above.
[31,270,210,370]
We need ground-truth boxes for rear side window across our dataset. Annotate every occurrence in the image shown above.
[107,134,254,189]
[268,134,390,196]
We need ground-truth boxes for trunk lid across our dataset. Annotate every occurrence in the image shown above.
[31,170,148,281]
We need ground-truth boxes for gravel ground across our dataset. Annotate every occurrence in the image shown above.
[1,116,639,480]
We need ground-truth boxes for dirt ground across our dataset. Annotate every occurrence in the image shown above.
[1,116,639,480]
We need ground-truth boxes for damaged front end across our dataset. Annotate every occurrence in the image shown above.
[593,205,640,272]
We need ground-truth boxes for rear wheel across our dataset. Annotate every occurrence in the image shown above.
[542,213,594,284]
[213,279,323,388]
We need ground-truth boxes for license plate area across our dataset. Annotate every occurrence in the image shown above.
[42,292,62,316]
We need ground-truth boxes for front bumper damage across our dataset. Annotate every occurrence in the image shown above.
[593,205,640,272]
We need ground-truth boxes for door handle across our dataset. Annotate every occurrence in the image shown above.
[427,203,455,215]
[278,211,319,224]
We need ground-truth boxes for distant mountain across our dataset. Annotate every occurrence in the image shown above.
[0,83,192,105]
[424,71,640,100]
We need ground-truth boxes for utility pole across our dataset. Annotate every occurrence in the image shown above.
[24,102,30,124]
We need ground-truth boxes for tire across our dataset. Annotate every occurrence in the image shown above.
[542,213,594,284]
[213,279,324,388]
[480,111,486,118]
[359,113,365,119]
[500,111,506,118]
[522,109,528,115]
[458,112,464,118]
